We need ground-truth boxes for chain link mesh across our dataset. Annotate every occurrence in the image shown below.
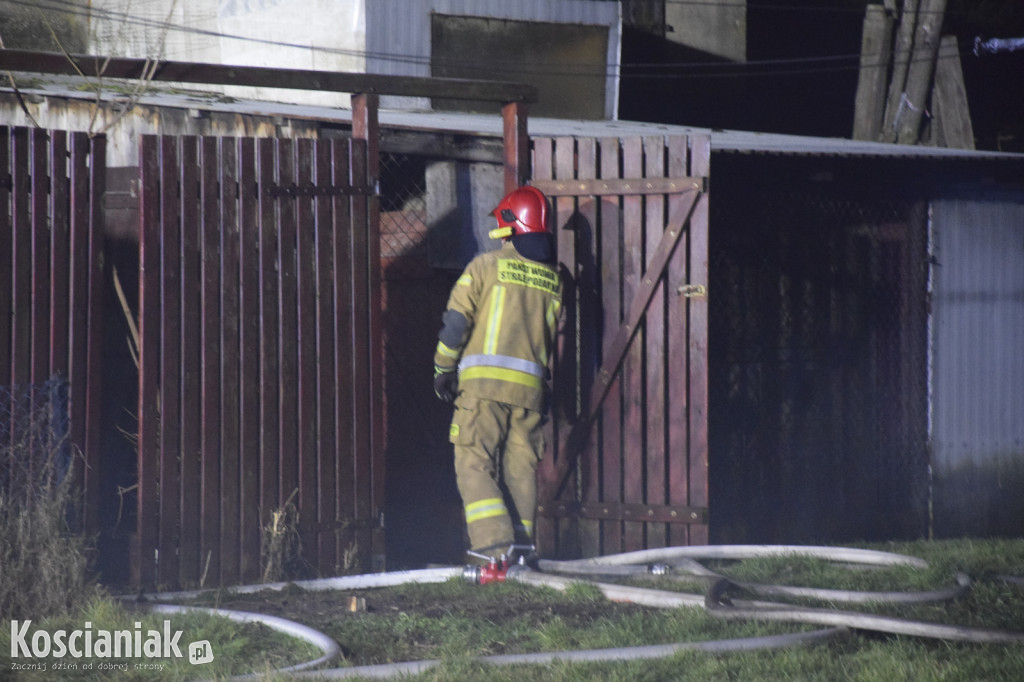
[710,181,929,544]
[379,152,430,280]
[0,377,73,504]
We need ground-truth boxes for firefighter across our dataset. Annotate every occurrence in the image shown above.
[433,185,561,561]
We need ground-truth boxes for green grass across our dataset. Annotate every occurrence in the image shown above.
[4,539,1023,680]
[0,595,321,680]
[242,538,1024,681]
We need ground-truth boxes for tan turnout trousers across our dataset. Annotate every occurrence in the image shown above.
[450,395,545,554]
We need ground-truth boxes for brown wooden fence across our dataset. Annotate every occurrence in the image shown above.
[531,134,710,558]
[136,135,383,588]
[0,126,106,529]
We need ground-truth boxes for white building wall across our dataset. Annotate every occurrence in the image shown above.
[89,0,366,108]
[87,0,619,116]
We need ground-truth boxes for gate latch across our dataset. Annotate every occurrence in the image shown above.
[677,283,707,299]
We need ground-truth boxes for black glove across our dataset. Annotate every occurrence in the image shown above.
[434,368,458,403]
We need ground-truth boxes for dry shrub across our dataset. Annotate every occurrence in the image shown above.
[260,490,304,583]
[0,380,96,619]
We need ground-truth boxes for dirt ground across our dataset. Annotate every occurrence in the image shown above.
[184,580,656,662]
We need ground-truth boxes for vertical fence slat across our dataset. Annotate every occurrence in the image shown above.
[237,138,261,583]
[49,131,69,377]
[83,134,106,536]
[277,139,299,511]
[687,135,711,545]
[0,128,10,490]
[665,135,692,546]
[11,127,31,387]
[643,136,668,550]
[575,138,601,558]
[295,139,318,568]
[30,129,50,386]
[0,128,10,391]
[179,136,202,585]
[348,137,372,567]
[68,132,104,533]
[200,136,222,584]
[532,138,558,555]
[137,135,161,587]
[598,137,624,556]
[220,138,241,585]
[158,136,182,587]
[360,107,386,572]
[553,137,578,558]
[314,140,337,574]
[332,138,355,569]
[258,137,281,534]
[620,136,645,552]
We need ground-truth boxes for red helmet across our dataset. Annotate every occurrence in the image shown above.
[488,186,549,240]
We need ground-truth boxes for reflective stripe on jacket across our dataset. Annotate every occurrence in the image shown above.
[434,241,561,412]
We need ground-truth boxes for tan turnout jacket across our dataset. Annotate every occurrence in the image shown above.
[434,241,561,412]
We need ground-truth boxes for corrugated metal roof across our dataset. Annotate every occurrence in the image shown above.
[5,76,1024,162]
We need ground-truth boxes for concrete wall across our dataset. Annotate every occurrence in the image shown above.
[0,0,89,53]
[666,0,746,62]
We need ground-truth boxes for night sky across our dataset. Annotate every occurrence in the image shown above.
[619,0,1024,152]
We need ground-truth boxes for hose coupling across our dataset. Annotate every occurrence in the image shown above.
[463,553,510,585]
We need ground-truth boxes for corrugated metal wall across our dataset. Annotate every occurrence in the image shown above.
[709,156,931,544]
[930,194,1024,538]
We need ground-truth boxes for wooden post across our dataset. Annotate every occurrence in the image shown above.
[895,0,947,145]
[931,35,975,149]
[853,5,895,141]
[502,101,529,193]
[351,93,386,570]
[880,0,920,142]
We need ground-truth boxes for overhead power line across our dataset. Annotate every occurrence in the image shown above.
[10,0,1012,84]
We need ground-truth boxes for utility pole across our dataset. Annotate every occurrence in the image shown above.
[880,0,920,142]
[852,4,895,141]
[857,0,968,147]
[930,35,975,148]
[895,0,948,144]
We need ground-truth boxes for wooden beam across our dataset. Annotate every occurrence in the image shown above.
[532,176,703,197]
[0,49,538,104]
[880,0,920,142]
[352,93,386,571]
[853,5,895,141]
[931,35,975,149]
[502,101,530,193]
[538,501,709,525]
[896,0,948,145]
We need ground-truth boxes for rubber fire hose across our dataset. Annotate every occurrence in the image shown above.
[286,628,846,679]
[147,603,342,673]
[705,578,1024,645]
[128,544,1024,679]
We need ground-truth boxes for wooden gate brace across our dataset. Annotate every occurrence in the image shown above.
[530,176,707,500]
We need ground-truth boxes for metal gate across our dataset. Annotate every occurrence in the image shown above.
[531,134,711,558]
[136,135,383,588]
